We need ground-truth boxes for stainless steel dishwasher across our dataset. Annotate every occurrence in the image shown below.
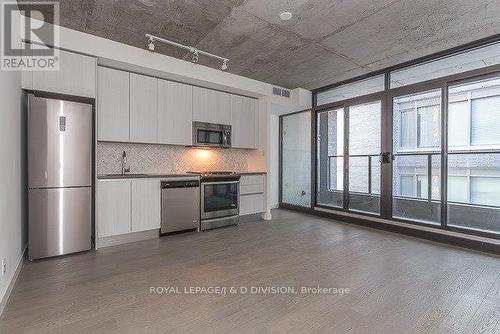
[160,179,200,235]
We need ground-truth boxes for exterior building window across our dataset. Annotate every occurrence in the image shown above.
[448,78,500,150]
[448,101,469,147]
[398,173,438,200]
[416,175,428,198]
[400,175,414,197]
[399,175,428,198]
[417,105,440,148]
[470,177,500,206]
[447,174,500,207]
[471,95,500,146]
[448,175,468,203]
[395,91,441,151]
[400,110,415,149]
[399,106,440,149]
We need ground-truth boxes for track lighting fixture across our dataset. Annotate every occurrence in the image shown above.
[221,59,228,71]
[191,49,199,63]
[145,34,229,71]
[147,37,155,51]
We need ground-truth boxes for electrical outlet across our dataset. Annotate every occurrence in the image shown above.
[1,258,6,276]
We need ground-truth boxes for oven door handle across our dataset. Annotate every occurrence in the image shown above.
[202,181,240,185]
[222,132,228,145]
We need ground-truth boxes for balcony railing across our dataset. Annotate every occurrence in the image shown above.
[322,150,500,234]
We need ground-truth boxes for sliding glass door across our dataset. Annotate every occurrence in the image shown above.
[446,76,500,234]
[317,108,344,208]
[391,89,442,224]
[348,101,382,214]
[388,75,500,235]
[316,100,383,215]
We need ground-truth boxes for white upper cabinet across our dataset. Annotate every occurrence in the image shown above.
[231,95,258,149]
[193,87,231,125]
[93,67,257,148]
[215,91,232,125]
[157,79,193,145]
[131,179,161,232]
[130,73,158,143]
[97,67,130,142]
[32,49,96,98]
[193,86,216,123]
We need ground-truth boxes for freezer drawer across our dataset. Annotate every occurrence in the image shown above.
[29,187,92,260]
[28,95,93,188]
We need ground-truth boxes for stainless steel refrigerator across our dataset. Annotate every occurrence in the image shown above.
[28,94,93,260]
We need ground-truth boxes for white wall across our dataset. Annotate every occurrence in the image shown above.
[0,8,26,314]
[269,114,279,208]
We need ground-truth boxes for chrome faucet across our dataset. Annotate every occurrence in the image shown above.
[121,151,130,174]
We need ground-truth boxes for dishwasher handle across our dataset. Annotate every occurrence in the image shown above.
[161,180,200,188]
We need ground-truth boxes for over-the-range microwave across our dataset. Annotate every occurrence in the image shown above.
[192,121,232,148]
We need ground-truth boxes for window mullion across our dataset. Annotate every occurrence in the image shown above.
[441,83,448,228]
[468,91,472,146]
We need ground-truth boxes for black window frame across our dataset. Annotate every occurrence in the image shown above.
[280,33,500,242]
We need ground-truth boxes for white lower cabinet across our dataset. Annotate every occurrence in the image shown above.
[131,179,161,232]
[97,175,265,241]
[97,180,132,238]
[239,174,266,215]
[240,193,265,215]
[97,179,161,239]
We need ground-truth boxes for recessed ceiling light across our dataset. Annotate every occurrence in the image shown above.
[279,11,293,21]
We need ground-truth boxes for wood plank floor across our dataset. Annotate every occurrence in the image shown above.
[1,209,500,333]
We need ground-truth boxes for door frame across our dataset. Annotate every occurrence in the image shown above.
[314,93,387,218]
[386,81,444,225]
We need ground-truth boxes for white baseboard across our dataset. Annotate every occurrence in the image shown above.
[263,212,272,221]
[96,229,159,249]
[0,245,26,318]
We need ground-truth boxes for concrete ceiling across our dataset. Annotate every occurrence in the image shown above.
[19,0,500,90]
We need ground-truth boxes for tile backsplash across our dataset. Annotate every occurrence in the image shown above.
[97,142,250,175]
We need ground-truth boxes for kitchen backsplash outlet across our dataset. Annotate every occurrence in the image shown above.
[97,142,250,175]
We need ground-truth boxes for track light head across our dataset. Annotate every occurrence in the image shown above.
[147,37,155,51]
[191,49,199,63]
[221,59,228,71]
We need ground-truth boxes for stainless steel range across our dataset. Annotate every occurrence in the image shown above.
[187,171,240,231]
